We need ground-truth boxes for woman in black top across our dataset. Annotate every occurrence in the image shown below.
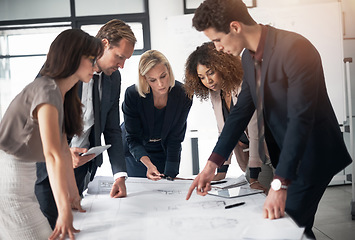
[122,50,192,180]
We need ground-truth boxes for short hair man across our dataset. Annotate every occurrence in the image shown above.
[35,19,136,229]
[186,1,352,239]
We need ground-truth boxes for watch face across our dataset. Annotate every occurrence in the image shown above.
[271,179,281,191]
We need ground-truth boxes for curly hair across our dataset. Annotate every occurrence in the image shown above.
[193,0,256,34]
[184,42,243,101]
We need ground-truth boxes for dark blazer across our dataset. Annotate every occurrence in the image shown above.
[85,71,126,180]
[213,26,352,183]
[122,81,192,177]
[36,70,126,184]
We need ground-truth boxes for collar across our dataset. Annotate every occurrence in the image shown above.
[94,71,103,78]
[249,24,268,62]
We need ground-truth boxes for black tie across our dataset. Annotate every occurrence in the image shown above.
[92,74,102,166]
[255,60,266,163]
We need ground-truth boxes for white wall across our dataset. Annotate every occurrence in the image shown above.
[342,0,355,113]
[148,0,184,52]
[256,0,336,7]
[341,0,355,185]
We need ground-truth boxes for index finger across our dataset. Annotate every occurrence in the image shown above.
[49,228,60,240]
[263,207,269,219]
[150,171,162,181]
[186,180,198,200]
[68,231,75,240]
[112,190,125,198]
[59,229,67,240]
[150,175,161,181]
[75,203,86,213]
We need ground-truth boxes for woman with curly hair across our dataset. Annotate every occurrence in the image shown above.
[184,42,273,191]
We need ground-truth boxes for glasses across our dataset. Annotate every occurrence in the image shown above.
[88,56,97,67]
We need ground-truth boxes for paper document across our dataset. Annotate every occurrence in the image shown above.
[74,176,304,240]
[241,219,305,239]
[208,186,263,198]
[81,145,111,156]
[211,175,248,189]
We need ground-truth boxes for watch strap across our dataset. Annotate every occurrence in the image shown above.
[273,175,291,186]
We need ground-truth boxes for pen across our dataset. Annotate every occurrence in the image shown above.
[160,175,174,181]
[225,201,245,209]
[210,180,227,185]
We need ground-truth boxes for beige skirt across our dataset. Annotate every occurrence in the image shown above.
[0,150,52,240]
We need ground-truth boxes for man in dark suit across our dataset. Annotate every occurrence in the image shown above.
[186,0,352,239]
[35,19,136,229]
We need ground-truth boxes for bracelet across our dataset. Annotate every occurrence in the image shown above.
[249,180,259,186]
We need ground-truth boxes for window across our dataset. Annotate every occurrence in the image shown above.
[183,0,257,14]
[75,0,145,16]
[0,0,70,21]
[0,0,150,119]
[0,26,69,118]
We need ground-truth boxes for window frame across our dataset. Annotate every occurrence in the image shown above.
[0,0,151,58]
[183,0,257,14]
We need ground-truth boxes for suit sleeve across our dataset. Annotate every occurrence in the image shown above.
[122,86,149,162]
[103,71,127,174]
[164,88,192,177]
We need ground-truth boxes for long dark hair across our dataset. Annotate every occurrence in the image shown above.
[40,28,103,137]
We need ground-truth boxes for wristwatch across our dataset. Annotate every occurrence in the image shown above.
[271,178,288,191]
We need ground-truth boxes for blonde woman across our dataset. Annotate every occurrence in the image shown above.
[122,50,192,180]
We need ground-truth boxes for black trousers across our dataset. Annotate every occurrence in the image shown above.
[285,174,333,239]
[121,123,166,178]
[35,163,90,229]
[125,152,166,178]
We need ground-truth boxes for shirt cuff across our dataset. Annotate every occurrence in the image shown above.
[113,172,128,181]
[249,167,261,179]
[217,164,229,173]
[208,152,226,167]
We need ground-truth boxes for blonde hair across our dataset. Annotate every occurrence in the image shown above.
[138,50,175,97]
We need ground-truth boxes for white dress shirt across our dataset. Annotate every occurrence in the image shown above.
[70,72,127,180]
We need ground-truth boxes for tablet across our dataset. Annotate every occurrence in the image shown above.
[208,186,263,198]
[80,145,111,156]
